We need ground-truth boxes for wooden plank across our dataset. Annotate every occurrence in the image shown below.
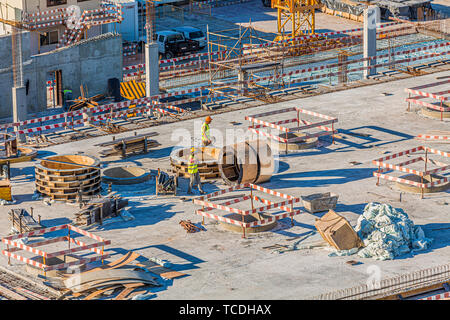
[126,289,148,300]
[39,159,101,170]
[73,278,158,293]
[94,132,159,147]
[83,285,123,300]
[65,268,159,290]
[135,261,186,279]
[0,265,61,297]
[0,284,28,300]
[113,283,145,300]
[87,251,140,272]
[14,287,50,300]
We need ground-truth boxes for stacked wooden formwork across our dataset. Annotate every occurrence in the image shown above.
[35,155,101,200]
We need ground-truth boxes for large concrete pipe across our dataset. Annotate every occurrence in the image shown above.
[218,140,274,185]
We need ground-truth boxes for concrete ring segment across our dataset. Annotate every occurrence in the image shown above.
[102,166,151,185]
[219,213,278,234]
[395,173,450,194]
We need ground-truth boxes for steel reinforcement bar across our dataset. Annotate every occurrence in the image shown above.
[3,45,449,135]
[313,263,450,300]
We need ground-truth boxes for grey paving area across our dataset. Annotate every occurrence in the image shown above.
[1,70,449,299]
[211,0,362,34]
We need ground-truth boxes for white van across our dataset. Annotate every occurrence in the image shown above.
[172,26,207,49]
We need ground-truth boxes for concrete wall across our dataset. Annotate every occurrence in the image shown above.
[0,32,123,119]
[23,0,100,14]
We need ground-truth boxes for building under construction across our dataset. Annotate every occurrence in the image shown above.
[0,0,448,304]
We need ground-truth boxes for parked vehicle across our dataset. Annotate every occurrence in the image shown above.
[154,30,200,59]
[172,26,207,49]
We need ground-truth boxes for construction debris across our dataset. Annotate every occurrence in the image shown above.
[156,169,178,196]
[179,220,202,233]
[96,132,160,158]
[74,195,128,226]
[8,208,43,233]
[315,210,364,251]
[67,85,104,112]
[2,224,110,276]
[301,192,339,213]
[354,203,433,260]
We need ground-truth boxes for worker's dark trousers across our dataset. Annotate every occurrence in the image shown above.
[188,172,203,193]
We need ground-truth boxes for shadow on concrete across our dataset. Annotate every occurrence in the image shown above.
[392,222,450,260]
[333,202,367,216]
[276,124,413,159]
[40,217,73,228]
[269,220,317,239]
[34,150,57,159]
[134,244,205,272]
[105,146,175,167]
[276,160,290,173]
[95,203,182,232]
[9,193,35,205]
[334,125,414,151]
[267,167,375,189]
[277,139,347,159]
[10,166,35,184]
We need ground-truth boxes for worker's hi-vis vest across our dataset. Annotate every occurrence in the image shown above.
[201,122,210,142]
[188,155,198,174]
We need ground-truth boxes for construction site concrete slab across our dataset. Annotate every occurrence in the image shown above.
[1,70,450,299]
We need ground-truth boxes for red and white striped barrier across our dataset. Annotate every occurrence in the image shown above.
[372,146,450,196]
[10,48,450,136]
[193,183,302,237]
[122,50,227,73]
[124,25,412,76]
[405,79,450,120]
[159,50,227,65]
[1,224,110,272]
[420,292,450,300]
[246,107,338,149]
[3,42,448,134]
[247,22,400,50]
[416,134,450,141]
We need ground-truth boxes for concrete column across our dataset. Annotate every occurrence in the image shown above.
[145,42,159,97]
[238,69,248,93]
[12,86,27,142]
[145,42,159,118]
[363,6,380,79]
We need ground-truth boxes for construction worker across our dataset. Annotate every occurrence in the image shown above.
[63,89,73,111]
[187,147,204,195]
[201,116,212,146]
